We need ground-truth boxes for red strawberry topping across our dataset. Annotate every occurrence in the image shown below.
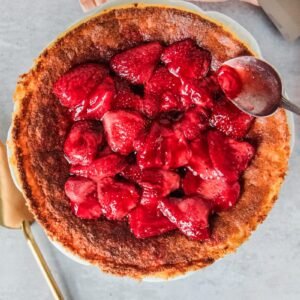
[182,170,240,210]
[146,67,181,97]
[121,165,180,207]
[70,153,127,181]
[141,95,161,118]
[97,177,140,220]
[174,106,209,140]
[159,197,212,240]
[70,199,102,220]
[112,83,142,111]
[136,123,191,169]
[199,73,223,100]
[63,121,103,166]
[145,67,183,112]
[188,135,220,179]
[53,63,109,108]
[120,164,144,182]
[135,122,165,169]
[160,92,183,112]
[65,176,97,204]
[84,76,115,120]
[161,126,191,169]
[56,38,257,240]
[129,204,176,238]
[217,65,242,99]
[210,97,254,139]
[112,79,161,118]
[110,42,163,84]
[65,176,101,219]
[180,79,213,109]
[161,39,211,80]
[102,110,146,155]
[208,130,255,182]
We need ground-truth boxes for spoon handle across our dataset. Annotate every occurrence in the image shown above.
[22,220,64,300]
[281,96,300,115]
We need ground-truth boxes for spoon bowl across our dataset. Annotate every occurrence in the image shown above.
[222,56,300,117]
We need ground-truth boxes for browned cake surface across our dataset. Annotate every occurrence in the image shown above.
[11,5,290,279]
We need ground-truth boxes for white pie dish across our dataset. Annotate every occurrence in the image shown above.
[7,0,295,281]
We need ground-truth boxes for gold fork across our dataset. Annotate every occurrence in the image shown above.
[0,141,64,300]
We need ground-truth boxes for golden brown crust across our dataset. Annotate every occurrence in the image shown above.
[11,6,290,279]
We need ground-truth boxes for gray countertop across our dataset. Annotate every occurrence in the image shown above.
[0,0,299,299]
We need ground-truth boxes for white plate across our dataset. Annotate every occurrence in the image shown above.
[7,0,295,281]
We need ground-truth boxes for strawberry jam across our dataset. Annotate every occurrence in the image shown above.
[217,65,242,99]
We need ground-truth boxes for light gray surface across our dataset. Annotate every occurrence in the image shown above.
[0,0,299,299]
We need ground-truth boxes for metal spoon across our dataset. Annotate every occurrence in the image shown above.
[222,56,300,117]
[0,141,64,300]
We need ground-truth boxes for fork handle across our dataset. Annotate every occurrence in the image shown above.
[22,220,64,300]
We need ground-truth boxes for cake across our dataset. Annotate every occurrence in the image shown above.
[11,5,290,279]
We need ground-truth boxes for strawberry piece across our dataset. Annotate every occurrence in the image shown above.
[180,79,213,109]
[161,39,211,80]
[210,97,254,139]
[188,135,220,179]
[217,65,242,99]
[84,76,115,120]
[70,198,102,219]
[53,63,109,108]
[65,176,101,219]
[65,176,97,204]
[180,95,194,109]
[69,104,87,122]
[208,130,255,182]
[159,197,212,240]
[140,95,161,118]
[129,204,176,238]
[145,67,183,112]
[136,123,191,169]
[146,67,181,96]
[160,92,183,112]
[70,154,127,181]
[97,177,140,220]
[174,106,209,140]
[68,76,115,121]
[113,84,142,111]
[140,169,180,206]
[113,79,160,118]
[182,171,201,196]
[97,144,113,156]
[110,42,163,84]
[136,122,165,169]
[199,73,223,100]
[121,164,144,182]
[114,69,181,117]
[198,178,240,210]
[63,121,103,166]
[161,126,191,169]
[102,110,146,155]
[182,171,240,210]
[121,165,180,207]
[140,172,179,207]
[113,91,161,119]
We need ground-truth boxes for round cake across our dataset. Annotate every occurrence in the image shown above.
[11,4,290,279]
